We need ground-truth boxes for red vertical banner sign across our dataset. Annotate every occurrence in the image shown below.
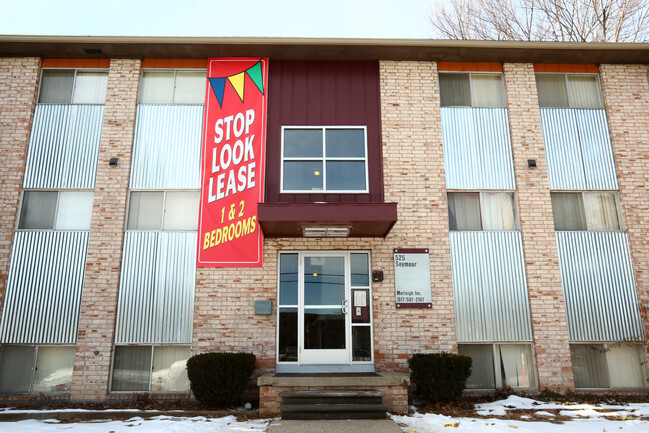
[197,58,268,267]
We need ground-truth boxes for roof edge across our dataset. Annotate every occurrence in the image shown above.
[1,35,648,63]
[1,34,648,50]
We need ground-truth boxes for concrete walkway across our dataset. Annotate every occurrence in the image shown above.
[267,419,403,433]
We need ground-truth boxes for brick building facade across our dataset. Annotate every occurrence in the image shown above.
[0,37,647,405]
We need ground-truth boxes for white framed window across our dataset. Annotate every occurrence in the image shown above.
[439,72,506,107]
[0,345,75,394]
[447,191,518,231]
[18,190,94,230]
[570,343,648,389]
[110,345,190,392]
[458,343,536,390]
[536,73,604,108]
[139,69,206,104]
[281,126,368,193]
[551,191,623,231]
[38,69,108,104]
[126,190,200,231]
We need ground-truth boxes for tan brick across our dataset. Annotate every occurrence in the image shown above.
[600,64,649,364]
[504,62,574,391]
[0,57,40,310]
[70,59,141,400]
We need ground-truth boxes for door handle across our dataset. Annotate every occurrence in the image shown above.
[341,299,348,314]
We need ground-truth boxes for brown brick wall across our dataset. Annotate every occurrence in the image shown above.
[600,64,649,360]
[0,57,40,309]
[70,59,141,400]
[503,63,574,390]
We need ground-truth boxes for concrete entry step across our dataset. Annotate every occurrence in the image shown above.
[257,372,410,418]
[280,390,387,420]
[281,390,383,405]
[268,419,404,433]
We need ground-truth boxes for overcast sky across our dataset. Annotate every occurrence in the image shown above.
[0,0,436,39]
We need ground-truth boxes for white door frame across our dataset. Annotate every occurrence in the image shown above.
[298,252,351,365]
[275,250,375,373]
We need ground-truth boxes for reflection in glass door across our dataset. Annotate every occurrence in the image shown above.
[301,255,347,364]
[276,251,373,370]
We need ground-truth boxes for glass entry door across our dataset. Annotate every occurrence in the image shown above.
[277,251,373,371]
[300,254,349,364]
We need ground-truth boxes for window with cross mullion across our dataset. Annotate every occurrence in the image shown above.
[281,126,368,193]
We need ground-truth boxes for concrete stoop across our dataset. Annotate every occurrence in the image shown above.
[281,390,387,420]
[257,372,410,418]
[267,419,404,433]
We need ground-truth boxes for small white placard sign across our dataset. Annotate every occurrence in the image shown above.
[393,248,432,308]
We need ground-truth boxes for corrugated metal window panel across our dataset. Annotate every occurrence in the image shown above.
[540,109,586,189]
[450,231,532,342]
[23,105,104,189]
[130,105,203,189]
[556,231,642,341]
[441,107,515,190]
[0,231,88,344]
[540,108,618,190]
[115,231,196,344]
[575,110,619,190]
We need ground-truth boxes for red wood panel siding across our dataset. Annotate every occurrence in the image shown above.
[258,202,398,237]
[534,64,599,73]
[265,60,383,203]
[42,59,110,68]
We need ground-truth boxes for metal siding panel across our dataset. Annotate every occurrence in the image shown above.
[540,108,586,190]
[574,109,619,190]
[115,232,157,343]
[24,104,104,189]
[157,233,196,343]
[541,108,617,190]
[115,231,196,344]
[0,231,88,344]
[130,105,203,189]
[450,231,532,342]
[556,231,643,341]
[442,107,515,190]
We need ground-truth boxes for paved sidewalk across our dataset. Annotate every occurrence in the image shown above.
[267,419,403,433]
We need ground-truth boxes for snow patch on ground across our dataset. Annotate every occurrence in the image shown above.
[0,415,270,432]
[393,412,649,432]
[0,407,146,413]
[393,396,649,433]
[2,397,649,432]
[476,395,649,419]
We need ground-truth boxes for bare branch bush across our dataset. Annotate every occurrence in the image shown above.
[428,0,649,42]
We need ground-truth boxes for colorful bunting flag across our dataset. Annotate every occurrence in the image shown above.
[228,72,245,102]
[246,62,264,95]
[208,61,265,107]
[208,77,226,107]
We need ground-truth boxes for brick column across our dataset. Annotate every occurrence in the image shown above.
[378,60,456,364]
[0,58,40,309]
[71,59,141,400]
[503,63,574,391]
[600,64,649,359]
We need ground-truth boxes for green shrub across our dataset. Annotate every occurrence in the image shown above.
[408,352,472,402]
[186,352,256,406]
